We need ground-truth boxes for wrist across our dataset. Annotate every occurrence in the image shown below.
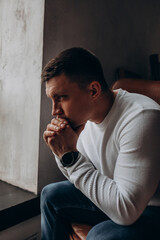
[60,151,80,167]
[57,147,77,159]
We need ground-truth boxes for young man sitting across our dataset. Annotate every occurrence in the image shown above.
[41,47,160,240]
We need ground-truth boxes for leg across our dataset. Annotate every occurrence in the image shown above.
[40,180,108,240]
[87,206,160,240]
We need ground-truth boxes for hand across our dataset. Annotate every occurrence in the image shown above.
[43,118,85,158]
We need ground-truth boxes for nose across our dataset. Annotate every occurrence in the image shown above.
[51,101,63,116]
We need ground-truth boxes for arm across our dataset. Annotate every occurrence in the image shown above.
[58,111,160,225]
[44,112,160,225]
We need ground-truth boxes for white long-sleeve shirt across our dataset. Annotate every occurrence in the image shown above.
[55,89,160,225]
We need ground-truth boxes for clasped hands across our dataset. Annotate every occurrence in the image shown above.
[43,118,84,159]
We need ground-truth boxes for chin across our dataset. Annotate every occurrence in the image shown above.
[67,118,86,130]
[69,122,77,130]
[73,122,86,130]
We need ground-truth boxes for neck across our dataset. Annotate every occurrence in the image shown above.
[90,89,117,124]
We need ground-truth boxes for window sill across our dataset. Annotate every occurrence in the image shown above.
[0,180,40,231]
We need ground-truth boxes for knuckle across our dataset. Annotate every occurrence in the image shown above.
[57,121,62,127]
[52,125,57,129]
[58,118,63,122]
[51,119,54,124]
[52,118,57,123]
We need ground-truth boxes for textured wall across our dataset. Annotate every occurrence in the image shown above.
[42,0,160,84]
[0,0,44,193]
[38,0,160,192]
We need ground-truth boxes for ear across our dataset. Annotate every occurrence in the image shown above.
[89,81,101,100]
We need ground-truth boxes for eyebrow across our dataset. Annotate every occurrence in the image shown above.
[46,93,57,99]
[46,90,66,99]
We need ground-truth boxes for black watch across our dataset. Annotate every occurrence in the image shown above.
[60,151,80,167]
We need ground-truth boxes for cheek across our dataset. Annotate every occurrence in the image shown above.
[72,101,89,117]
[66,102,79,115]
[61,101,77,115]
[62,98,90,118]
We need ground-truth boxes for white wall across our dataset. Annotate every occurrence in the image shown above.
[0,0,44,193]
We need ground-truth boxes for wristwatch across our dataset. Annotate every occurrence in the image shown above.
[60,151,80,167]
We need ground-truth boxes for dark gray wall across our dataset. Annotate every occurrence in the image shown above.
[38,0,160,192]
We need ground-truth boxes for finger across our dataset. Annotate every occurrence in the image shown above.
[45,130,56,136]
[47,123,62,132]
[47,123,56,131]
[43,130,55,143]
[51,118,68,126]
[50,119,68,131]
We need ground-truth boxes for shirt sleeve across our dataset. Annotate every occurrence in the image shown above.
[55,110,160,226]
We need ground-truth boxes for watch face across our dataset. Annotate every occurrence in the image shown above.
[62,153,74,165]
[61,152,79,167]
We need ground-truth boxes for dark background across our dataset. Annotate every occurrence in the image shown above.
[38,0,160,192]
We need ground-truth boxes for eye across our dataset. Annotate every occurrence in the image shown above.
[58,95,68,101]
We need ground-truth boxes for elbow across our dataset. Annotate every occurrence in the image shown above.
[112,205,142,226]
[114,214,140,226]
[112,195,143,226]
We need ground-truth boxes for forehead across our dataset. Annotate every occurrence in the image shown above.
[45,74,79,97]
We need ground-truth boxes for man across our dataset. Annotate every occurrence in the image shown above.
[41,47,160,240]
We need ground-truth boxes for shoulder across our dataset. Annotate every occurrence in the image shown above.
[117,88,160,111]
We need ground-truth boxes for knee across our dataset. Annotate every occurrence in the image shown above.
[41,181,71,211]
[86,221,127,240]
[40,182,63,210]
[87,226,114,240]
[87,225,103,240]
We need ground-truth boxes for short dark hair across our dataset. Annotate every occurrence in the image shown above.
[41,47,108,91]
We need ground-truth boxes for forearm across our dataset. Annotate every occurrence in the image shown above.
[55,153,142,225]
[55,147,160,226]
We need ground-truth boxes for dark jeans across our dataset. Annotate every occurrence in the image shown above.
[40,180,160,240]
